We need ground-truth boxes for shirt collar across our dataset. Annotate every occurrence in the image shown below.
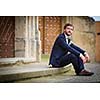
[64,33,69,39]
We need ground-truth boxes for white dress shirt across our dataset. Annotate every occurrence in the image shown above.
[64,33,72,45]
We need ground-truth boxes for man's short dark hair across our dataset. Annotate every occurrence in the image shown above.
[64,23,74,29]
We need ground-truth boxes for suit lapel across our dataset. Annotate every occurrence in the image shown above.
[62,33,66,42]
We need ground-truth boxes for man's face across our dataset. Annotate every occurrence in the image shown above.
[64,26,74,36]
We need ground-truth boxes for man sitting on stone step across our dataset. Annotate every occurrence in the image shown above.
[49,23,94,76]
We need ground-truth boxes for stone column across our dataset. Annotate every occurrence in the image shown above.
[61,17,66,32]
[64,16,73,24]
[35,16,41,62]
[25,16,36,59]
[15,16,37,62]
[15,16,26,57]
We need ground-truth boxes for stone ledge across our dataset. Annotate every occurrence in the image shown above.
[0,58,36,67]
[0,63,72,82]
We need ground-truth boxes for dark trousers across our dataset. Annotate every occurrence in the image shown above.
[59,53,84,74]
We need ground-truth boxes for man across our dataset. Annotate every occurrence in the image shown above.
[49,23,94,76]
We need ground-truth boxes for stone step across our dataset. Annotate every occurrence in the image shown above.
[0,63,72,82]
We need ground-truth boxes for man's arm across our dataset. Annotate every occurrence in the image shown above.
[70,42,86,55]
[57,37,88,63]
[70,41,90,62]
[57,37,81,57]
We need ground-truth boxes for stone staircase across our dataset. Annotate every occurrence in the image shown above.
[0,63,72,82]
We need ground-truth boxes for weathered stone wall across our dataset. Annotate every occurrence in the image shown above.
[72,17,95,62]
[0,16,41,65]
[95,22,100,62]
[61,16,95,62]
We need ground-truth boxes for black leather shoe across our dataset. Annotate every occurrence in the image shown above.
[77,69,94,76]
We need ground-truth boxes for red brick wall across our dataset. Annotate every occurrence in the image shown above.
[0,16,15,58]
[39,16,62,54]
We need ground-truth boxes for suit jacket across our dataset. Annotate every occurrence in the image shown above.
[49,33,85,66]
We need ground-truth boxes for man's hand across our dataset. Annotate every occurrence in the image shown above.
[84,52,90,62]
[80,53,87,63]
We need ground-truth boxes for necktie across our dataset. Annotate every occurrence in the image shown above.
[68,38,70,44]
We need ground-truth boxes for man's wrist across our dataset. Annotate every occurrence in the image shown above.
[80,53,83,58]
[84,52,87,56]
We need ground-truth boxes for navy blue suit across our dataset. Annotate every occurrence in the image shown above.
[49,33,86,74]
